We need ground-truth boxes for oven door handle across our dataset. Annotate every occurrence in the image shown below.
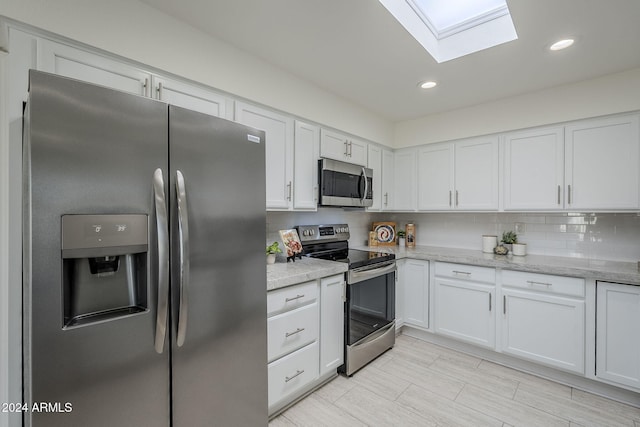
[348,261,396,285]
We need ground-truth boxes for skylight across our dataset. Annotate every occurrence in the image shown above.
[379,0,518,63]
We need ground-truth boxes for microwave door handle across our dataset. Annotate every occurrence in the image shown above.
[360,167,369,203]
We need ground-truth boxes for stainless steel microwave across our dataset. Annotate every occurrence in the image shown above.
[318,158,373,208]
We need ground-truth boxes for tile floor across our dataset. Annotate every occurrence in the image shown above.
[270,334,640,427]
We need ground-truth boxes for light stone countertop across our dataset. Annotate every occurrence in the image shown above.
[353,244,640,285]
[267,256,348,291]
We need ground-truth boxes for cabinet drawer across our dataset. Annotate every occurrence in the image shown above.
[502,270,584,297]
[268,341,319,408]
[267,281,318,317]
[268,303,319,362]
[435,262,495,283]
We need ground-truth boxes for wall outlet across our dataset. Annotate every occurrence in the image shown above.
[515,222,525,234]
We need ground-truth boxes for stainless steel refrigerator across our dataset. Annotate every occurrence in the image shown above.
[22,70,268,426]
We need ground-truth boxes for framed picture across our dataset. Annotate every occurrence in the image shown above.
[372,221,396,246]
[279,229,303,257]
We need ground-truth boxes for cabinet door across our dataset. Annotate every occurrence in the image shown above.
[381,149,395,211]
[502,289,585,374]
[348,138,368,166]
[565,115,640,210]
[418,143,454,210]
[434,278,495,348]
[39,39,150,96]
[320,129,349,162]
[596,282,640,389]
[454,136,499,210]
[367,145,382,211]
[395,260,405,329]
[293,121,320,210]
[152,76,230,119]
[320,275,345,376]
[503,127,564,210]
[393,148,417,211]
[235,102,294,210]
[402,259,429,329]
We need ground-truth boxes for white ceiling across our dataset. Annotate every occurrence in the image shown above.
[139,0,640,122]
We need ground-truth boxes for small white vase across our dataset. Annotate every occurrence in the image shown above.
[266,253,276,264]
[398,237,405,247]
[512,243,527,256]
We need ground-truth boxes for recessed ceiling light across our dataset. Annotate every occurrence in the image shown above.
[419,81,437,89]
[549,38,575,51]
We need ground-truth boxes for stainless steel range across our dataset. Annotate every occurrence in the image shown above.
[296,224,396,376]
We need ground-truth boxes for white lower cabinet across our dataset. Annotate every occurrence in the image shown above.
[434,263,496,348]
[596,281,640,390]
[267,274,344,415]
[401,259,429,329]
[501,271,585,374]
[319,274,345,376]
[268,341,319,408]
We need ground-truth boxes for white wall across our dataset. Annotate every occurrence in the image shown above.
[395,67,640,148]
[0,0,394,146]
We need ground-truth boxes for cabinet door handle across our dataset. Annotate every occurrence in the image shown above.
[285,294,305,302]
[344,141,348,157]
[348,141,353,157]
[384,192,388,206]
[313,185,318,202]
[557,185,561,205]
[285,369,305,383]
[489,294,492,311]
[527,280,552,287]
[452,270,471,277]
[449,190,452,206]
[157,82,163,99]
[503,296,506,315]
[285,327,305,338]
[286,181,292,201]
[567,184,572,205]
[455,190,459,207]
[143,78,149,97]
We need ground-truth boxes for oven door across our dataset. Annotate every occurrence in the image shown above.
[319,158,373,207]
[346,261,396,346]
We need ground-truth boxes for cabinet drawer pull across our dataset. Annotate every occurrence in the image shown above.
[527,280,552,287]
[285,294,305,302]
[452,270,471,276]
[285,369,305,383]
[285,327,305,338]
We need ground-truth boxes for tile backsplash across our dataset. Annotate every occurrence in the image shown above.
[268,210,640,262]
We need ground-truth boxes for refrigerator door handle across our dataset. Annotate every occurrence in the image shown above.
[153,168,170,354]
[176,170,190,347]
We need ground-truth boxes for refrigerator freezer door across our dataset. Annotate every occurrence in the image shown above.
[169,106,268,426]
[23,71,170,426]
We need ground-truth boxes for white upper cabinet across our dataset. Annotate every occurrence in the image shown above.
[393,148,417,211]
[455,136,499,210]
[418,143,454,210]
[367,145,383,211]
[235,102,294,210]
[417,137,498,211]
[565,114,640,210]
[293,121,320,211]
[503,127,565,210]
[367,145,394,211]
[39,39,151,96]
[382,149,395,211]
[152,76,232,120]
[320,129,367,166]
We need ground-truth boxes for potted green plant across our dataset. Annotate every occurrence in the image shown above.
[501,231,517,251]
[266,242,282,264]
[397,230,406,247]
